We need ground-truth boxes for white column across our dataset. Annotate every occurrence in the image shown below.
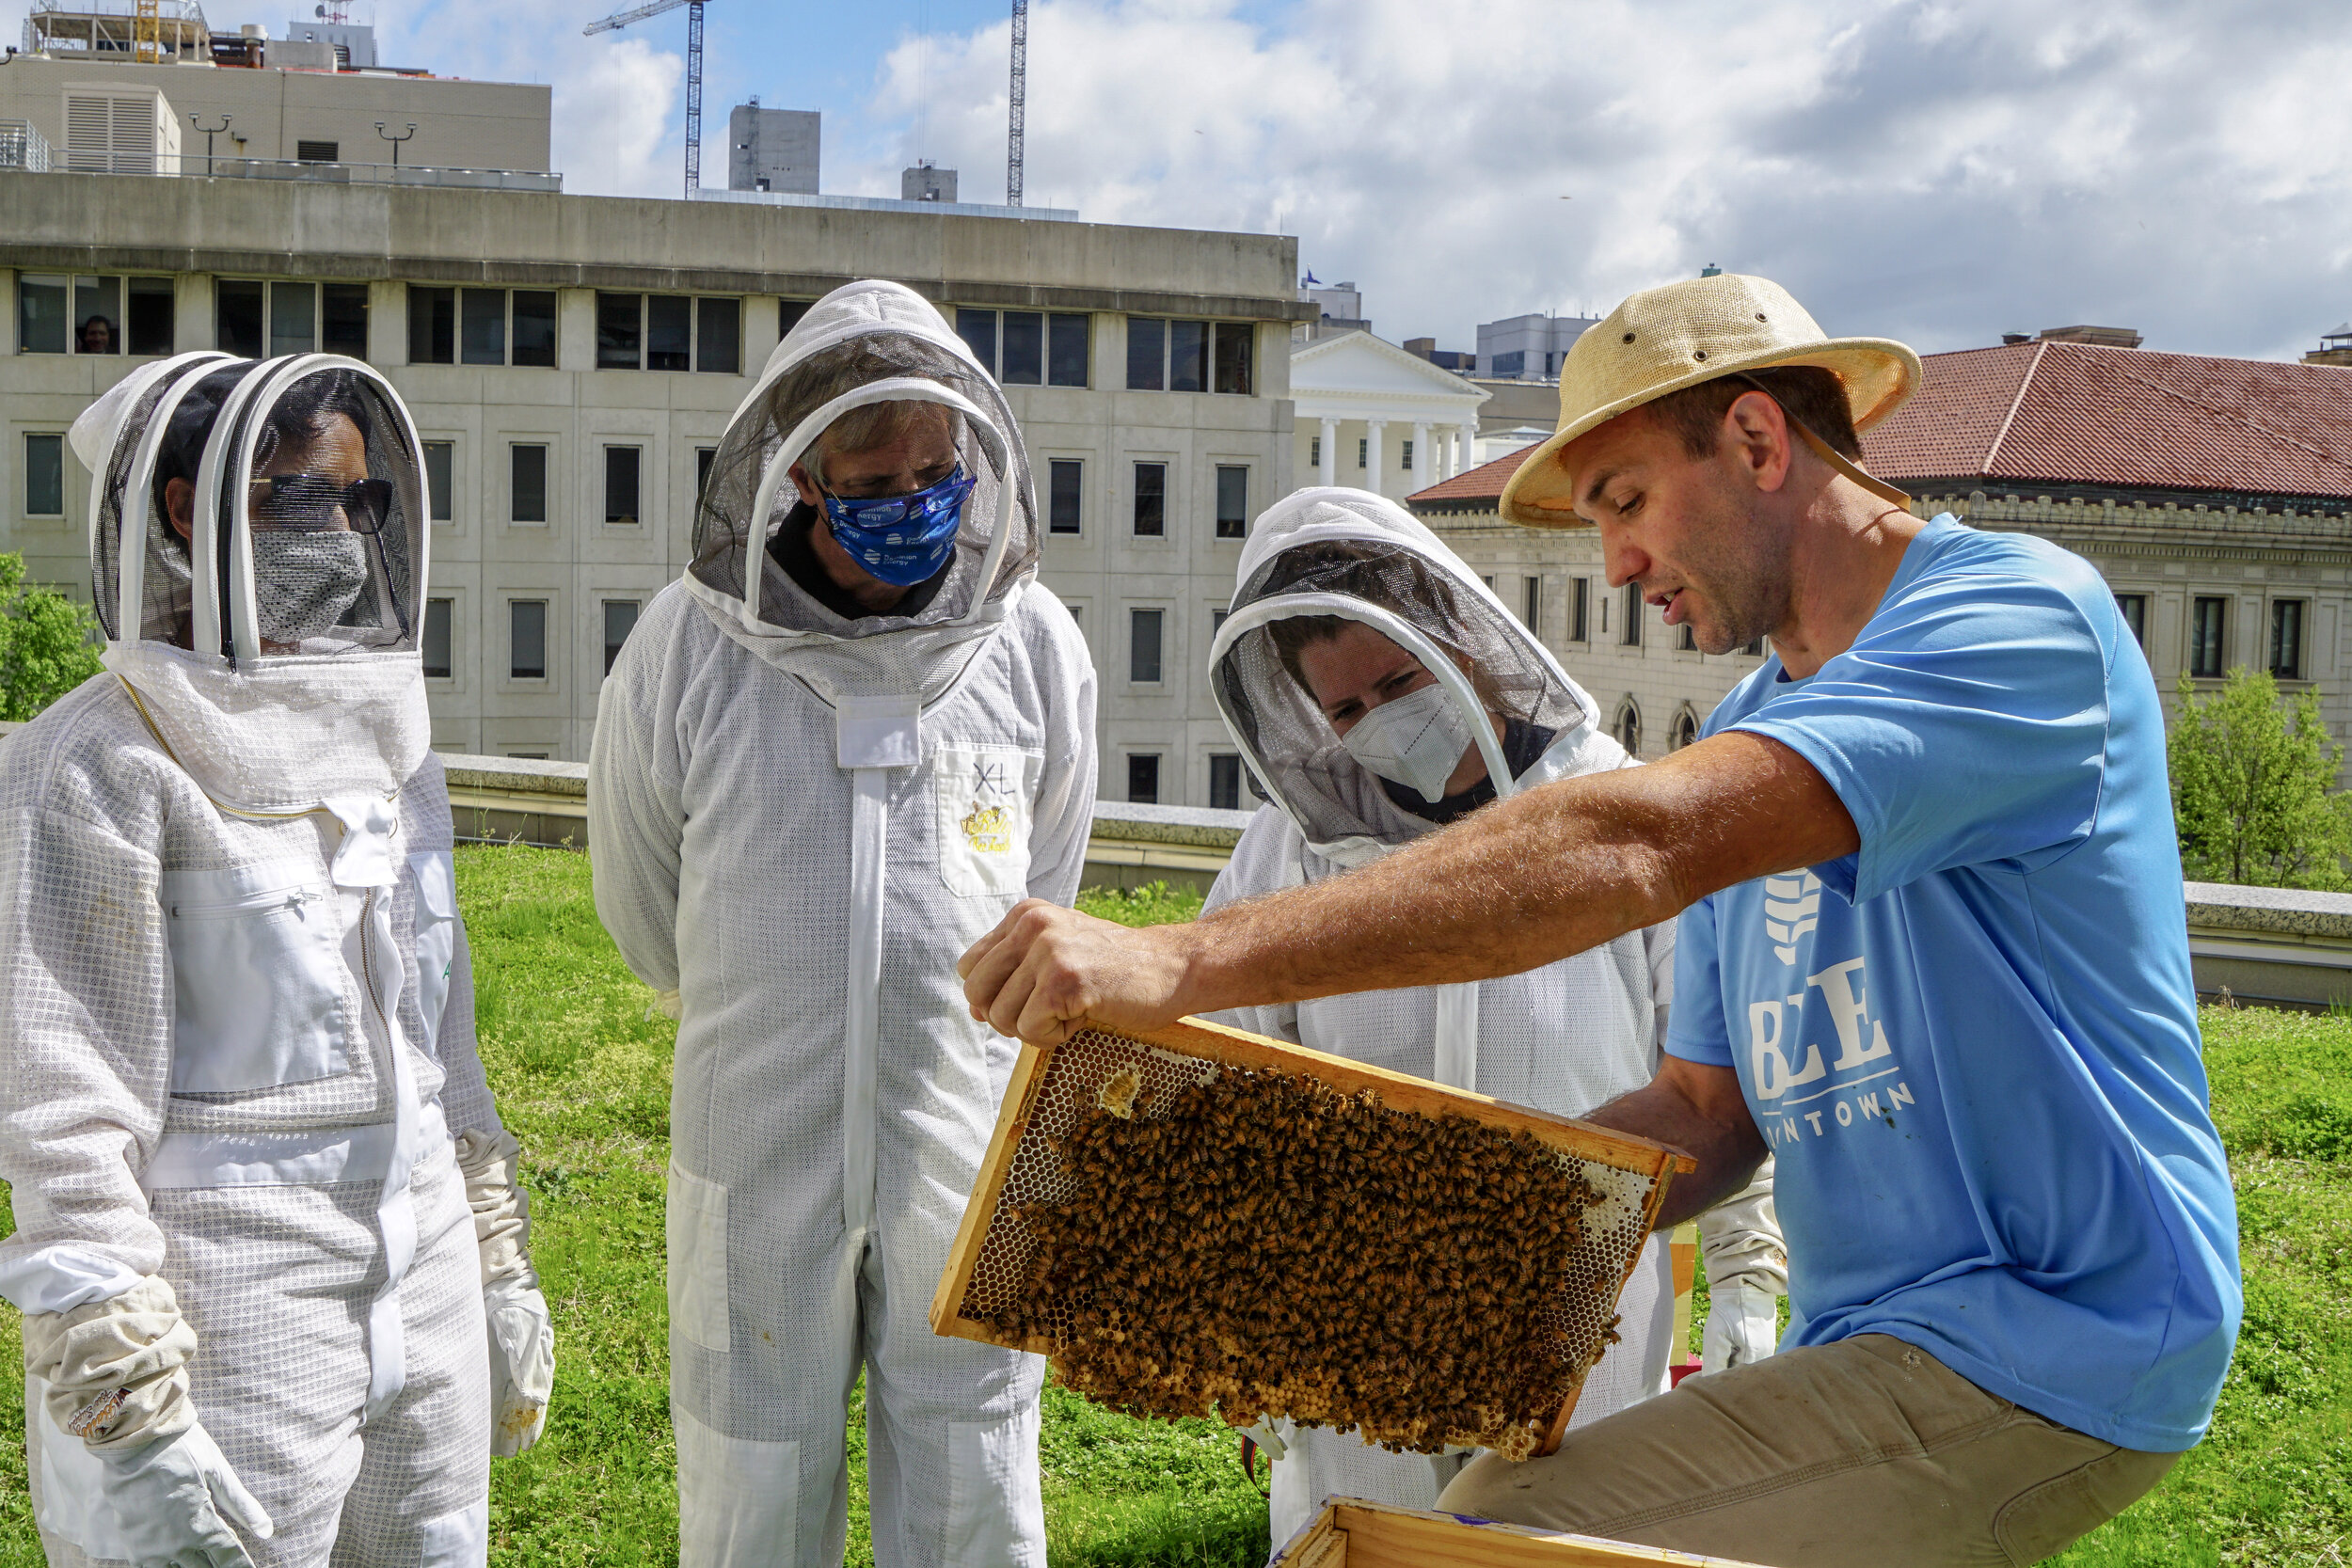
[1411,421,1431,492]
[1319,416,1339,487]
[1459,423,1481,474]
[1363,420,1388,499]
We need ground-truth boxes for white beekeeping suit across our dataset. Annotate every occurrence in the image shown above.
[0,353,551,1568]
[589,280,1097,1568]
[1202,487,1777,1548]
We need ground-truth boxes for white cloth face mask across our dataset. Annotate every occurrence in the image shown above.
[1338,680,1474,802]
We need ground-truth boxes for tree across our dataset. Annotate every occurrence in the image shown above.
[0,552,103,722]
[2169,669,2352,889]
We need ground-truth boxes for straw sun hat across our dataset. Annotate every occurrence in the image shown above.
[1499,273,1923,529]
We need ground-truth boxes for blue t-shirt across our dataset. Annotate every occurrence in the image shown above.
[1666,515,2240,1452]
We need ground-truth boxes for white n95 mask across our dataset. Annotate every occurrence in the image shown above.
[1338,681,1474,802]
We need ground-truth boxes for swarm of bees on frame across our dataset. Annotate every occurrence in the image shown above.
[975,1064,1613,1460]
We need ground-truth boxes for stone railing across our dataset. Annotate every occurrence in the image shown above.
[437,752,1250,891]
[4,733,2344,1000]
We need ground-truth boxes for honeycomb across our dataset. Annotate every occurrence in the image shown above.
[951,1026,1665,1461]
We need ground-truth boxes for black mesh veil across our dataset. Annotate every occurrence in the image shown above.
[83,352,238,646]
[1211,489,1610,862]
[690,305,1039,641]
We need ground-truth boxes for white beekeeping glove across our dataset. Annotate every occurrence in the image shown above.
[98,1423,275,1568]
[24,1275,273,1566]
[456,1127,557,1455]
[1696,1163,1787,1375]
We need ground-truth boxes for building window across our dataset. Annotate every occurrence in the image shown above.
[2190,596,2227,678]
[696,446,717,505]
[1620,584,1643,647]
[1670,708,1699,751]
[1211,607,1229,641]
[1127,753,1161,804]
[1613,697,1641,756]
[1310,436,1321,468]
[421,598,453,679]
[953,309,1088,387]
[1209,753,1243,811]
[510,444,548,524]
[604,446,642,526]
[1523,577,1541,636]
[16,273,172,356]
[603,599,640,675]
[508,600,548,680]
[1213,321,1254,395]
[1215,465,1248,539]
[1133,462,1167,537]
[599,293,742,372]
[295,139,339,163]
[408,286,455,365]
[2270,598,2305,681]
[215,279,363,361]
[421,440,454,522]
[1742,636,1766,657]
[1401,439,1414,472]
[778,298,813,345]
[697,296,741,374]
[462,287,505,366]
[1048,459,1083,534]
[1124,317,1249,394]
[1130,608,1164,684]
[1569,578,1588,642]
[1678,623,1697,652]
[23,433,65,517]
[322,283,367,358]
[1491,349,1526,378]
[1357,438,1368,469]
[2114,593,2147,649]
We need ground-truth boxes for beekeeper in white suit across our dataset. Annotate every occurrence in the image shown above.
[589,280,1096,1568]
[0,352,553,1568]
[1200,487,1781,1548]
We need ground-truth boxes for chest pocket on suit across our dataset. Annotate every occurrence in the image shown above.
[935,744,1041,897]
[161,862,352,1094]
[409,849,459,1055]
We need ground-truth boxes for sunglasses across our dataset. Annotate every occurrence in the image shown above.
[247,474,395,534]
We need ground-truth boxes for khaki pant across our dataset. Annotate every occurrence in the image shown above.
[1437,1335,2179,1567]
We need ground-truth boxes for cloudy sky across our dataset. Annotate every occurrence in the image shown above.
[13,0,2350,359]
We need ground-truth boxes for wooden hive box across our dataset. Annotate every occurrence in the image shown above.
[928,1016,1692,1457]
[1273,1498,1771,1567]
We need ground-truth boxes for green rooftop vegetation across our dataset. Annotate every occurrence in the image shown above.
[0,847,2342,1565]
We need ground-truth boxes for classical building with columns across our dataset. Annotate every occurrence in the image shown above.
[1289,327,1487,501]
[1408,337,2352,759]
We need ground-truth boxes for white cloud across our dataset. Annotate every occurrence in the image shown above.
[842,0,2352,360]
[374,0,683,198]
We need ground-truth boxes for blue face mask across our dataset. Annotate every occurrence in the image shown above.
[818,465,976,587]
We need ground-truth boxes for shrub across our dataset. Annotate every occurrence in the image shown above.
[0,552,103,722]
[2169,668,2352,889]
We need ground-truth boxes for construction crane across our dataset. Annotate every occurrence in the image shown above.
[134,0,161,65]
[583,0,706,197]
[1006,0,1026,207]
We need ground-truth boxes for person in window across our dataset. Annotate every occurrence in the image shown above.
[2,351,551,1568]
[590,280,1097,1568]
[1199,487,1779,1547]
[80,315,117,356]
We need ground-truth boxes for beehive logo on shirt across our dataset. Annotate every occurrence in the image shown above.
[1762,871,1821,964]
[960,756,1014,854]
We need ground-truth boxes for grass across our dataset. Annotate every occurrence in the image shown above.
[0,856,2343,1564]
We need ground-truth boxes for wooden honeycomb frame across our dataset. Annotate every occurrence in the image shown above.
[1273,1497,1772,1566]
[929,1015,1694,1457]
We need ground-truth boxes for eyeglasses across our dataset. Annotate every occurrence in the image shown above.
[247,474,394,534]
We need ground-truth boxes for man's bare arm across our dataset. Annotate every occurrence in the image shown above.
[1583,1056,1769,1230]
[961,730,1857,1044]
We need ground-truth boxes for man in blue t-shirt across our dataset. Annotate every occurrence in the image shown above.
[959,273,2240,1566]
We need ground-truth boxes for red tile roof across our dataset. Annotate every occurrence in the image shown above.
[1406,448,1538,508]
[1867,341,2352,500]
[1406,342,2352,512]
